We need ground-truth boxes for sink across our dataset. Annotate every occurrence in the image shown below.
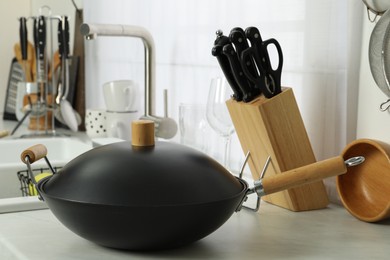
[0,137,92,199]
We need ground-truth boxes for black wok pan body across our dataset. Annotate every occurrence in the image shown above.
[36,141,248,250]
[39,179,247,250]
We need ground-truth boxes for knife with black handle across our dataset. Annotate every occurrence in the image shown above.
[58,16,70,102]
[19,17,28,60]
[229,27,260,97]
[36,16,46,82]
[35,16,46,102]
[19,16,32,82]
[244,27,267,71]
[58,16,70,60]
[230,27,258,77]
[222,43,256,102]
[212,30,243,101]
[33,18,38,55]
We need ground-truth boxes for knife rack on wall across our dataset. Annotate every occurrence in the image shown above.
[226,87,329,211]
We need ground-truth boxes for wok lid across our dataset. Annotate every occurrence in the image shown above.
[41,121,244,207]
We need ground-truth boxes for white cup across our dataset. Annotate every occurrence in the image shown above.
[85,109,107,138]
[106,111,139,140]
[103,80,139,112]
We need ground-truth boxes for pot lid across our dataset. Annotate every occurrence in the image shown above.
[41,121,244,207]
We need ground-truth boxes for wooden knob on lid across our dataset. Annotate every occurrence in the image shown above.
[131,120,155,147]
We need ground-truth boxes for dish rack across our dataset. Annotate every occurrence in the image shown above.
[16,166,60,197]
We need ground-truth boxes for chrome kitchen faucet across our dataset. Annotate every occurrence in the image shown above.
[80,23,177,139]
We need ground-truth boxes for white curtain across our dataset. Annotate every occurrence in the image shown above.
[83,0,363,169]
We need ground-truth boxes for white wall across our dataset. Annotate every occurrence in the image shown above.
[82,1,365,177]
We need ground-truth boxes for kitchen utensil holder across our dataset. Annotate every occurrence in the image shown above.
[19,6,71,136]
[226,87,329,211]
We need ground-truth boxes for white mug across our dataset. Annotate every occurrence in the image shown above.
[85,109,107,138]
[106,111,139,140]
[103,80,139,112]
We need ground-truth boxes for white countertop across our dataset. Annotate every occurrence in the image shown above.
[1,117,389,259]
[0,201,389,260]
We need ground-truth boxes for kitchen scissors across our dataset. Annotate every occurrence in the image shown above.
[241,27,283,99]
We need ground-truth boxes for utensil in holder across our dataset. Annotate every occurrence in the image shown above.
[226,87,329,211]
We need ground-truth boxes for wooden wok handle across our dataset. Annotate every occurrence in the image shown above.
[20,144,48,164]
[260,156,347,196]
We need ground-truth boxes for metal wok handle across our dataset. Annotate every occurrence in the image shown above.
[20,144,55,200]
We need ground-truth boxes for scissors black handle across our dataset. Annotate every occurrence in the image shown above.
[262,38,283,97]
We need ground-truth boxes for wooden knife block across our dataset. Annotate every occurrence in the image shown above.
[226,87,329,211]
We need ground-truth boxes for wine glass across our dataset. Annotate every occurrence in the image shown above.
[206,77,235,167]
[179,103,209,153]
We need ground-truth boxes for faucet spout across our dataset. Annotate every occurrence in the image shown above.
[80,23,155,116]
[80,23,177,139]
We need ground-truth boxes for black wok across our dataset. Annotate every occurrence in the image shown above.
[37,178,247,250]
[21,120,366,250]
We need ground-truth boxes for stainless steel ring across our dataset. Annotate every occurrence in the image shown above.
[345,156,365,167]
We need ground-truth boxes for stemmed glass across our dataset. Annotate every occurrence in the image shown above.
[206,77,235,167]
[179,103,209,153]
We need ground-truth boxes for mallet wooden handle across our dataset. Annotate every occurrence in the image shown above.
[260,156,347,196]
[20,144,47,164]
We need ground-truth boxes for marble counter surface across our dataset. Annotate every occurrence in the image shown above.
[0,201,389,259]
[1,117,389,259]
